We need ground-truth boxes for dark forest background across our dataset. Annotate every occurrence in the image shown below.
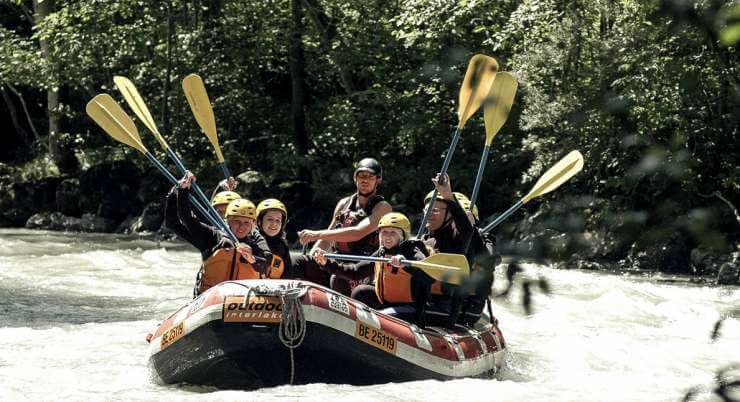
[0,0,737,280]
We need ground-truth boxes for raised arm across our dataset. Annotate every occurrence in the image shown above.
[176,178,221,254]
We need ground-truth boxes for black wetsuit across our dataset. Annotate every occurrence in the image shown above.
[458,229,501,325]
[421,195,475,327]
[262,233,298,279]
[177,186,270,295]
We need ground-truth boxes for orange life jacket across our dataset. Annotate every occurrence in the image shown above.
[266,254,285,279]
[374,261,414,304]
[197,248,272,293]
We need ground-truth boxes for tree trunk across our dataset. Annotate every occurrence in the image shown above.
[162,0,174,135]
[302,0,359,93]
[33,0,78,173]
[290,0,310,156]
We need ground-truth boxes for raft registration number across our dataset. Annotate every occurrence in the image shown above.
[354,322,396,355]
[223,296,283,323]
[160,321,184,349]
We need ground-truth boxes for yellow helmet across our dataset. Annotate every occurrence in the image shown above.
[423,190,444,205]
[453,192,479,221]
[423,191,479,220]
[212,191,240,207]
[256,198,287,220]
[378,212,411,239]
[225,198,257,220]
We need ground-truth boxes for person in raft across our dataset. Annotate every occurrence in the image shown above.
[296,157,392,294]
[420,173,476,327]
[176,172,272,297]
[312,212,435,325]
[255,198,299,279]
[456,198,502,326]
[163,175,239,247]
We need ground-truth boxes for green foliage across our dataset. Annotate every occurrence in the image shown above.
[0,0,737,258]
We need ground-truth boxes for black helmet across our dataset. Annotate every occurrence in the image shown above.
[354,158,382,178]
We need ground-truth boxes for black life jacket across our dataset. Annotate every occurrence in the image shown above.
[333,193,384,256]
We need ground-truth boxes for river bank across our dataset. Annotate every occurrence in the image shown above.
[1,160,737,285]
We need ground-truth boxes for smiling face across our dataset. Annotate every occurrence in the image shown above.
[260,210,284,237]
[228,216,255,239]
[424,201,448,232]
[379,227,402,249]
[354,171,380,197]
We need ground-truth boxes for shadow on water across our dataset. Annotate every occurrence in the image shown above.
[0,283,160,328]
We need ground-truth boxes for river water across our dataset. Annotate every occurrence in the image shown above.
[0,229,737,401]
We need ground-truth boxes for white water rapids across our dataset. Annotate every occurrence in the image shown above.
[0,229,738,401]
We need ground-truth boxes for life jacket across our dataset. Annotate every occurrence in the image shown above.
[374,261,414,304]
[266,253,285,279]
[197,247,278,294]
[333,193,384,256]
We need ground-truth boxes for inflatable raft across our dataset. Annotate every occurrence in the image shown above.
[146,279,506,389]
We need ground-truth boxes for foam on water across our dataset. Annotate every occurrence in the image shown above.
[0,229,737,401]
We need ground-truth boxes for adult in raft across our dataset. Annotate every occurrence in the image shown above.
[452,198,502,326]
[296,158,392,294]
[421,173,476,327]
[255,198,297,279]
[313,212,434,324]
[176,172,272,297]
[163,182,239,246]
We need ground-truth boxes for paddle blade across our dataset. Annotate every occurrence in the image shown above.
[113,76,168,149]
[86,94,147,154]
[182,74,223,162]
[457,54,499,129]
[483,72,518,145]
[412,253,470,285]
[523,150,584,203]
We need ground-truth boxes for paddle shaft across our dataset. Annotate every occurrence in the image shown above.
[219,163,230,181]
[324,253,411,267]
[163,147,225,227]
[416,126,462,238]
[481,199,524,234]
[470,144,491,207]
[145,152,238,243]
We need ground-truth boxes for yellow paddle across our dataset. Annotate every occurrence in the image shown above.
[469,72,518,206]
[417,54,499,237]
[114,76,223,222]
[324,252,470,285]
[85,94,238,242]
[482,150,584,234]
[181,73,231,179]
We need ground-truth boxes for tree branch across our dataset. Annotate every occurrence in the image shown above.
[6,82,41,142]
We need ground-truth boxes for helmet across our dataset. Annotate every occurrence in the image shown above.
[354,158,382,178]
[225,198,257,220]
[212,191,240,207]
[453,192,479,221]
[378,212,411,239]
[423,190,444,205]
[423,191,479,220]
[256,198,287,220]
